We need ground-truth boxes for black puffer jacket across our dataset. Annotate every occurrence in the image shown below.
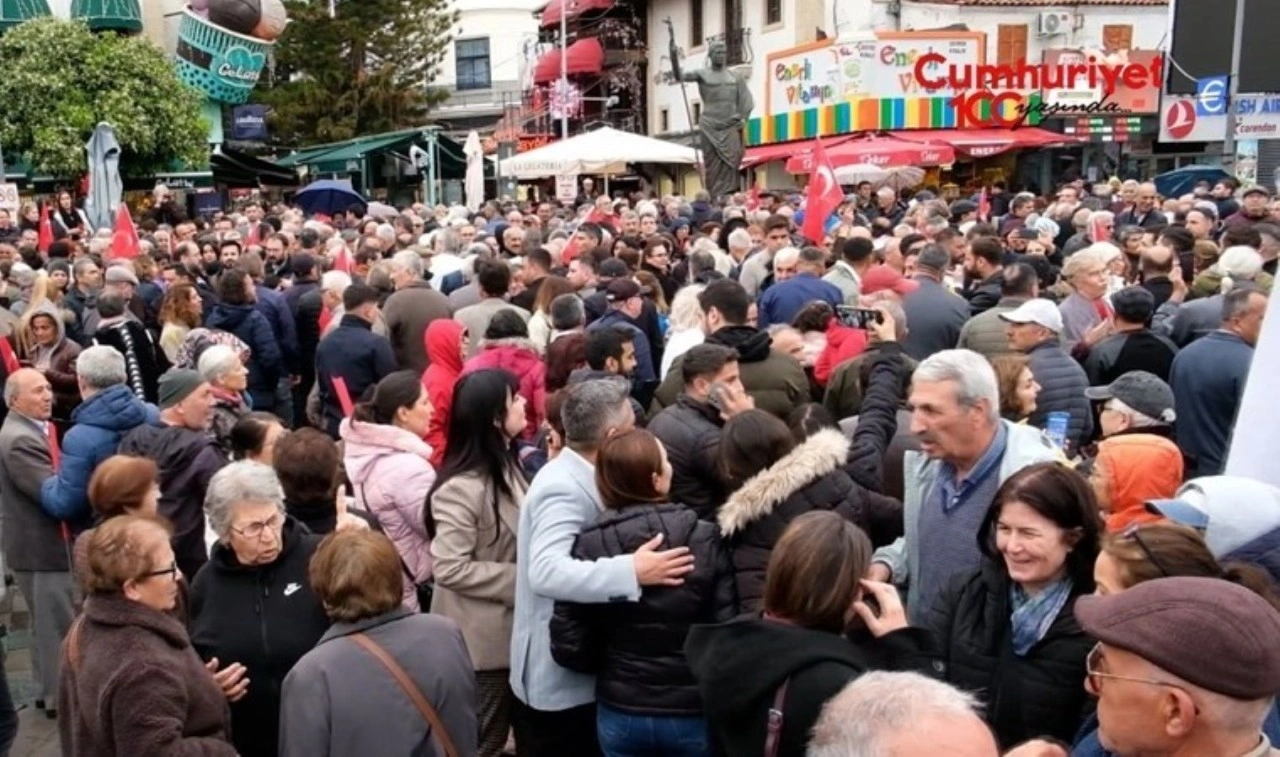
[927,562,1094,749]
[647,396,727,519]
[1025,338,1094,449]
[550,503,736,715]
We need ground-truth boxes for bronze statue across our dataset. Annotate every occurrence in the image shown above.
[667,24,754,202]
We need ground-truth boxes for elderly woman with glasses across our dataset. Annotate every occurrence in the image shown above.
[188,461,331,757]
[59,515,238,756]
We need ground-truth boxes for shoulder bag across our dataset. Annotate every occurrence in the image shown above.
[349,632,459,757]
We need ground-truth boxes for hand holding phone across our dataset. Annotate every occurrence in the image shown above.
[835,305,883,330]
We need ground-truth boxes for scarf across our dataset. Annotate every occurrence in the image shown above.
[1009,578,1073,657]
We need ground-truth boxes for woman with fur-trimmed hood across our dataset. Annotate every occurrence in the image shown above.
[716,346,907,613]
[462,309,545,441]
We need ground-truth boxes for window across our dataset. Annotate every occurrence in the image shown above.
[455,38,491,91]
[1102,24,1133,52]
[693,102,702,123]
[690,0,704,47]
[660,108,670,133]
[765,0,781,27]
[996,24,1028,67]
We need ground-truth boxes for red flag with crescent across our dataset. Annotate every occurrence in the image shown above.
[801,138,843,244]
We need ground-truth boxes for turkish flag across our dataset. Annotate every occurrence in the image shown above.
[801,138,844,244]
[36,203,53,253]
[746,186,761,211]
[110,203,140,260]
[0,336,19,376]
[978,187,990,222]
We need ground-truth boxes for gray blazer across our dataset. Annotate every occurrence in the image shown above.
[0,413,61,572]
[278,608,477,757]
[509,448,640,711]
[823,262,862,305]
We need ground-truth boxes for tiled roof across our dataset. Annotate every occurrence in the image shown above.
[920,0,1166,5]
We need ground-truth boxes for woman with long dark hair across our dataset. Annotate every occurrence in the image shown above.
[340,370,436,611]
[426,368,528,757]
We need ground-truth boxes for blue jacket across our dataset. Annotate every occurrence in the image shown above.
[255,284,300,375]
[1170,330,1253,478]
[316,315,398,438]
[587,310,657,384]
[205,302,284,410]
[757,273,843,329]
[40,384,159,522]
[1025,339,1094,451]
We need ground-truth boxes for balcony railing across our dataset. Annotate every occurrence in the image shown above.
[707,28,752,66]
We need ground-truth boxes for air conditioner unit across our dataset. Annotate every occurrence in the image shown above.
[1037,11,1071,36]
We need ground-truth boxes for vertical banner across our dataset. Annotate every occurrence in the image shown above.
[231,105,269,141]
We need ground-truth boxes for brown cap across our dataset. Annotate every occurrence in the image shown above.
[1075,576,1280,700]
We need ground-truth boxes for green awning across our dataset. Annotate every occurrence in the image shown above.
[71,0,141,32]
[0,0,51,32]
[275,144,345,169]
[306,132,421,174]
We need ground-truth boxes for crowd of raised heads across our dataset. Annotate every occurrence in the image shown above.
[0,173,1273,757]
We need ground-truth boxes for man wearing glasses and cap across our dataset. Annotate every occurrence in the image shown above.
[1075,576,1280,756]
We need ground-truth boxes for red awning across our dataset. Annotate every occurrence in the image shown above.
[540,0,613,28]
[892,128,1079,158]
[532,38,605,84]
[784,135,955,174]
[742,136,855,169]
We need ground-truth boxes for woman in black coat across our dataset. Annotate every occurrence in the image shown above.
[716,337,906,613]
[927,462,1101,749]
[685,511,936,757]
[550,429,735,757]
[203,267,283,415]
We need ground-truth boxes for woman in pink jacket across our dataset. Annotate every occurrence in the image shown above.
[463,309,546,441]
[340,370,436,611]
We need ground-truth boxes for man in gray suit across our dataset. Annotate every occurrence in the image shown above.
[0,368,73,715]
[509,377,694,756]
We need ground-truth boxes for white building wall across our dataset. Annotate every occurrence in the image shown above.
[646,0,1168,137]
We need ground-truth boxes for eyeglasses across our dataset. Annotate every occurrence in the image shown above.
[1120,524,1173,578]
[230,513,283,541]
[1086,643,1196,708]
[140,561,179,581]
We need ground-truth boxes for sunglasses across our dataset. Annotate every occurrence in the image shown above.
[1120,524,1172,578]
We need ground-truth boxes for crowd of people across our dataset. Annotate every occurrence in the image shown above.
[0,173,1274,756]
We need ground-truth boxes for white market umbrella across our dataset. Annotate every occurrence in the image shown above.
[834,163,925,191]
[463,130,485,212]
[498,126,699,179]
[366,201,398,219]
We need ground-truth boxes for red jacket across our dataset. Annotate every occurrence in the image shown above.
[422,319,465,468]
[463,338,546,441]
[814,320,869,386]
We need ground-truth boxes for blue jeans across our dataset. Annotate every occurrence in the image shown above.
[596,703,711,757]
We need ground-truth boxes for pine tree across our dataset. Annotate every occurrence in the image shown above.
[256,0,459,146]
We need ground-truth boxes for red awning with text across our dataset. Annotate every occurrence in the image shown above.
[892,128,1079,158]
[540,0,614,28]
[532,38,605,84]
[742,136,855,169]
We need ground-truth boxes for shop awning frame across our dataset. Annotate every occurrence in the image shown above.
[272,128,469,181]
[533,38,605,84]
[540,0,613,28]
[742,135,856,169]
[892,128,1080,158]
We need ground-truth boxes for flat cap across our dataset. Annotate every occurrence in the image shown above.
[1076,576,1280,700]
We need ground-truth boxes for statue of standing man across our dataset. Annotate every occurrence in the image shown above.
[667,25,754,202]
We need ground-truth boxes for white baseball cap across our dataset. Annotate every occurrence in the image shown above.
[998,298,1064,334]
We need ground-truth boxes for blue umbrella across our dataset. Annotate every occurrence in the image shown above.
[292,179,366,216]
[1153,166,1230,200]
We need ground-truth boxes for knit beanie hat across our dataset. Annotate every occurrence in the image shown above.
[158,369,204,409]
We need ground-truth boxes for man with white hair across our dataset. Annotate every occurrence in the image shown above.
[381,249,451,373]
[725,227,754,277]
[40,346,158,523]
[869,349,1058,623]
[808,672,999,757]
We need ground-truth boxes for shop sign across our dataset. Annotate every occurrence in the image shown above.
[1041,50,1163,115]
[1159,93,1280,142]
[555,174,578,202]
[766,32,985,117]
[0,184,18,212]
[518,134,554,153]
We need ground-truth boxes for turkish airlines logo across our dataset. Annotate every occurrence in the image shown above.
[1164,100,1196,140]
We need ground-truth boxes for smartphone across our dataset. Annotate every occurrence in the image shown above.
[836,306,883,330]
[708,381,728,412]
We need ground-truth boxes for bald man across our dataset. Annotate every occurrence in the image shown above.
[0,368,74,713]
[1117,181,1166,230]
